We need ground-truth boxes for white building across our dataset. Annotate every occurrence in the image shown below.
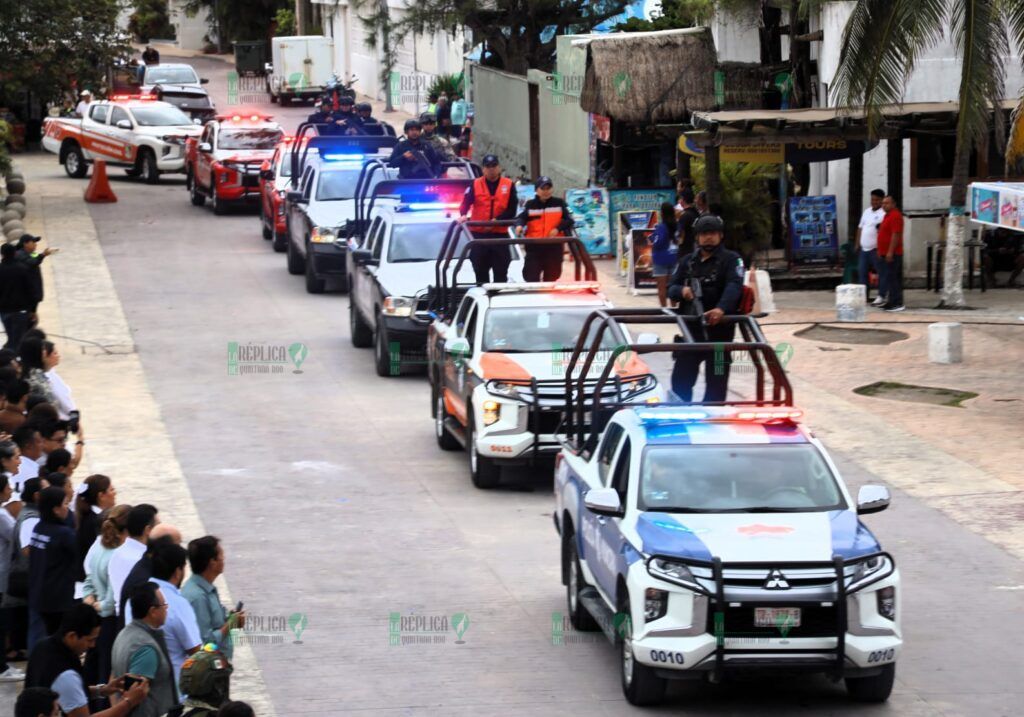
[167,0,213,52]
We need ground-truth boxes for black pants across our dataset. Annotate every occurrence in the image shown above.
[671,325,735,402]
[469,244,511,284]
[0,597,8,672]
[1,311,31,350]
[523,247,563,282]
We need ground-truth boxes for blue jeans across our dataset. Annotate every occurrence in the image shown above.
[884,255,904,307]
[858,248,878,297]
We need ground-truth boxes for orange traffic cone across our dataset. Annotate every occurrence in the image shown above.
[84,160,117,203]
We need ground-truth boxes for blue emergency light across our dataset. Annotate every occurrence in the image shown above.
[323,153,366,161]
[372,179,471,211]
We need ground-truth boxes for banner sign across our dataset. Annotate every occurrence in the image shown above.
[789,195,839,265]
[628,228,658,293]
[608,188,676,260]
[680,136,874,164]
[617,211,658,276]
[565,187,612,256]
[969,181,1024,231]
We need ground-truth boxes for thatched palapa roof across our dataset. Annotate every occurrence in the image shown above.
[579,27,718,124]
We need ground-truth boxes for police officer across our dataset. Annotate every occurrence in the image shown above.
[179,645,233,717]
[388,119,442,179]
[515,176,575,282]
[419,113,455,160]
[355,102,385,135]
[458,154,518,284]
[331,95,364,134]
[307,99,335,128]
[666,214,745,403]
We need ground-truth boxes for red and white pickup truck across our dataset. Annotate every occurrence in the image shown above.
[185,110,283,215]
[42,97,202,182]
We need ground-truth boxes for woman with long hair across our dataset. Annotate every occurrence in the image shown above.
[650,202,680,307]
[74,474,116,576]
[27,486,77,638]
[82,503,131,689]
[17,338,59,407]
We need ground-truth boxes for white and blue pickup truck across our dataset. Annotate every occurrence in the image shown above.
[553,313,901,706]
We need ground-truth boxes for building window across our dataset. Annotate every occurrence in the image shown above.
[910,133,1023,186]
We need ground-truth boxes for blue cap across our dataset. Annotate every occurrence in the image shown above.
[535,176,553,189]
[482,154,499,167]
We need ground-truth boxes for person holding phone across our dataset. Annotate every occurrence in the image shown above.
[182,536,245,659]
[25,603,149,717]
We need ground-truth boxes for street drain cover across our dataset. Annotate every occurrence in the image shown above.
[795,324,909,345]
[854,381,978,407]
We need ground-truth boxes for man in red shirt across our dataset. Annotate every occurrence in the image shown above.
[877,195,905,311]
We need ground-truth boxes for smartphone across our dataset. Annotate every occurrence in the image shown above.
[123,675,139,691]
[235,600,244,612]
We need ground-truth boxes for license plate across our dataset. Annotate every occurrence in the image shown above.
[754,607,801,628]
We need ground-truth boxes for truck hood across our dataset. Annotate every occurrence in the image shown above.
[634,510,880,563]
[376,260,477,299]
[477,350,650,383]
[154,84,208,96]
[305,199,356,230]
[214,149,275,164]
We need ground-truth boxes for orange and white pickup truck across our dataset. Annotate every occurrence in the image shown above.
[42,96,202,183]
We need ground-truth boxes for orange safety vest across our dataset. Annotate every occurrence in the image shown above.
[525,202,566,238]
[469,176,513,221]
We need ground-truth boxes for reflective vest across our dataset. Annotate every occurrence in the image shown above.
[470,176,513,221]
[525,202,566,238]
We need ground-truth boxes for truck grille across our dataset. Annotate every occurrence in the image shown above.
[708,603,839,639]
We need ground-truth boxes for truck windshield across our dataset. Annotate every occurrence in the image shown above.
[219,128,282,150]
[145,66,199,85]
[639,444,846,513]
[315,168,369,201]
[130,106,194,126]
[482,307,618,353]
[387,223,461,262]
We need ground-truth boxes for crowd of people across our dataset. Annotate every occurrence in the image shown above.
[0,270,255,714]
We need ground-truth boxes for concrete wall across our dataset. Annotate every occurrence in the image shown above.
[168,0,211,52]
[710,1,761,63]
[470,65,531,175]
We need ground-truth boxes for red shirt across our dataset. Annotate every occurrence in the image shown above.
[877,208,904,257]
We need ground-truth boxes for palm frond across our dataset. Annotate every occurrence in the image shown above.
[949,0,1009,153]
[1002,0,1024,168]
[831,0,947,136]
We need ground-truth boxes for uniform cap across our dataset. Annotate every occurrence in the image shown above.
[404,118,422,131]
[356,102,371,112]
[693,214,725,234]
[535,176,553,189]
[481,154,500,167]
[338,95,354,105]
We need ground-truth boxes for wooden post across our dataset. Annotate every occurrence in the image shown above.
[887,137,903,207]
[675,146,692,188]
[848,150,863,244]
[705,144,723,209]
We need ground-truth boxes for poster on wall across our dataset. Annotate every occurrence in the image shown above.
[788,195,839,265]
[565,188,612,255]
[515,183,536,213]
[617,211,658,277]
[608,189,676,262]
[969,181,1024,231]
[629,228,658,293]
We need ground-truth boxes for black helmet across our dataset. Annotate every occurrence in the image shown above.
[419,112,437,124]
[693,214,725,235]
[404,118,422,132]
[356,102,371,112]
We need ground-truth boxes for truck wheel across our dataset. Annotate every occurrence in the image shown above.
[189,172,205,206]
[139,150,159,184]
[272,230,287,253]
[125,167,142,178]
[304,249,326,294]
[349,297,373,348]
[286,237,305,275]
[467,413,501,489]
[845,664,895,703]
[211,183,226,215]
[433,384,461,451]
[564,535,600,631]
[619,594,666,706]
[260,203,272,239]
[63,143,88,178]
[278,94,291,107]
[374,316,395,377]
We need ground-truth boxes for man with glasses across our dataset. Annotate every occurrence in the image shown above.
[112,582,180,717]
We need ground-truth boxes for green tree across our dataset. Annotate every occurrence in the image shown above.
[832,0,1024,308]
[274,8,296,36]
[130,0,176,42]
[0,0,131,104]
[184,0,290,48]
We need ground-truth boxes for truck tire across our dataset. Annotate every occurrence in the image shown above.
[467,413,501,489]
[305,249,326,294]
[845,664,895,703]
[349,297,373,348]
[564,534,600,631]
[619,594,666,706]
[272,230,287,253]
[286,236,305,274]
[433,383,461,451]
[63,143,88,178]
[211,183,226,215]
[189,172,205,206]
[260,203,272,239]
[374,316,395,377]
[125,167,142,178]
[139,149,159,184]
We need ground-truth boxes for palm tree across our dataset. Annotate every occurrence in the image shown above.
[832,0,1024,307]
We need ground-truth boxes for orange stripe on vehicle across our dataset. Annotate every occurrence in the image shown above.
[478,352,532,382]
[444,388,468,426]
[614,353,651,377]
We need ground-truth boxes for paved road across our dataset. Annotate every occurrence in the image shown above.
[54,56,1024,715]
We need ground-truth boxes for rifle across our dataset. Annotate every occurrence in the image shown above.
[689,276,708,340]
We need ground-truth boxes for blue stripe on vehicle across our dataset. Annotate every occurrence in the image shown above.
[829,510,881,559]
[644,423,692,445]
[636,512,714,560]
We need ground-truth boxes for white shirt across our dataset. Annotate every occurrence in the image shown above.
[107,537,147,616]
[46,369,77,420]
[127,578,202,686]
[76,100,90,116]
[12,456,39,495]
[858,207,885,251]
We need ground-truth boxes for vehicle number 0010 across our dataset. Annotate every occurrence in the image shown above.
[649,650,684,665]
[867,648,895,664]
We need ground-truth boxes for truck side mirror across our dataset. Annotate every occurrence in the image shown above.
[115,120,132,130]
[200,78,210,84]
[198,142,212,153]
[584,487,624,518]
[856,485,891,515]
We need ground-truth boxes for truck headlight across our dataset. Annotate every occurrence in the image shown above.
[482,400,501,426]
[876,586,896,620]
[382,296,414,317]
[645,588,668,621]
[647,557,700,591]
[624,375,655,396]
[488,381,521,398]
[849,554,893,592]
[310,227,336,243]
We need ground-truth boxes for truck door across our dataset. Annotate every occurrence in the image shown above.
[83,105,121,163]
[306,37,335,89]
[354,217,383,322]
[106,106,137,166]
[443,298,476,426]
[196,124,215,187]
[581,425,627,599]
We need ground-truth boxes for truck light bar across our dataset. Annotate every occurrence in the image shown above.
[404,201,462,211]
[482,281,602,292]
[635,408,803,423]
[322,153,365,161]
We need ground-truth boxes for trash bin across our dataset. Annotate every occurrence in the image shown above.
[234,42,266,76]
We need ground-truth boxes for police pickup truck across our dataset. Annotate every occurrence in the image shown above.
[554,309,900,706]
[283,133,398,293]
[346,173,519,377]
[42,97,201,182]
[426,232,663,488]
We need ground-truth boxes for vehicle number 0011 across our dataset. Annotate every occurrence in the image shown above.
[867,648,895,664]
[649,650,684,665]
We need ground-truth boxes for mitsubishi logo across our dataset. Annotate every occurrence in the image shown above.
[764,569,790,590]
